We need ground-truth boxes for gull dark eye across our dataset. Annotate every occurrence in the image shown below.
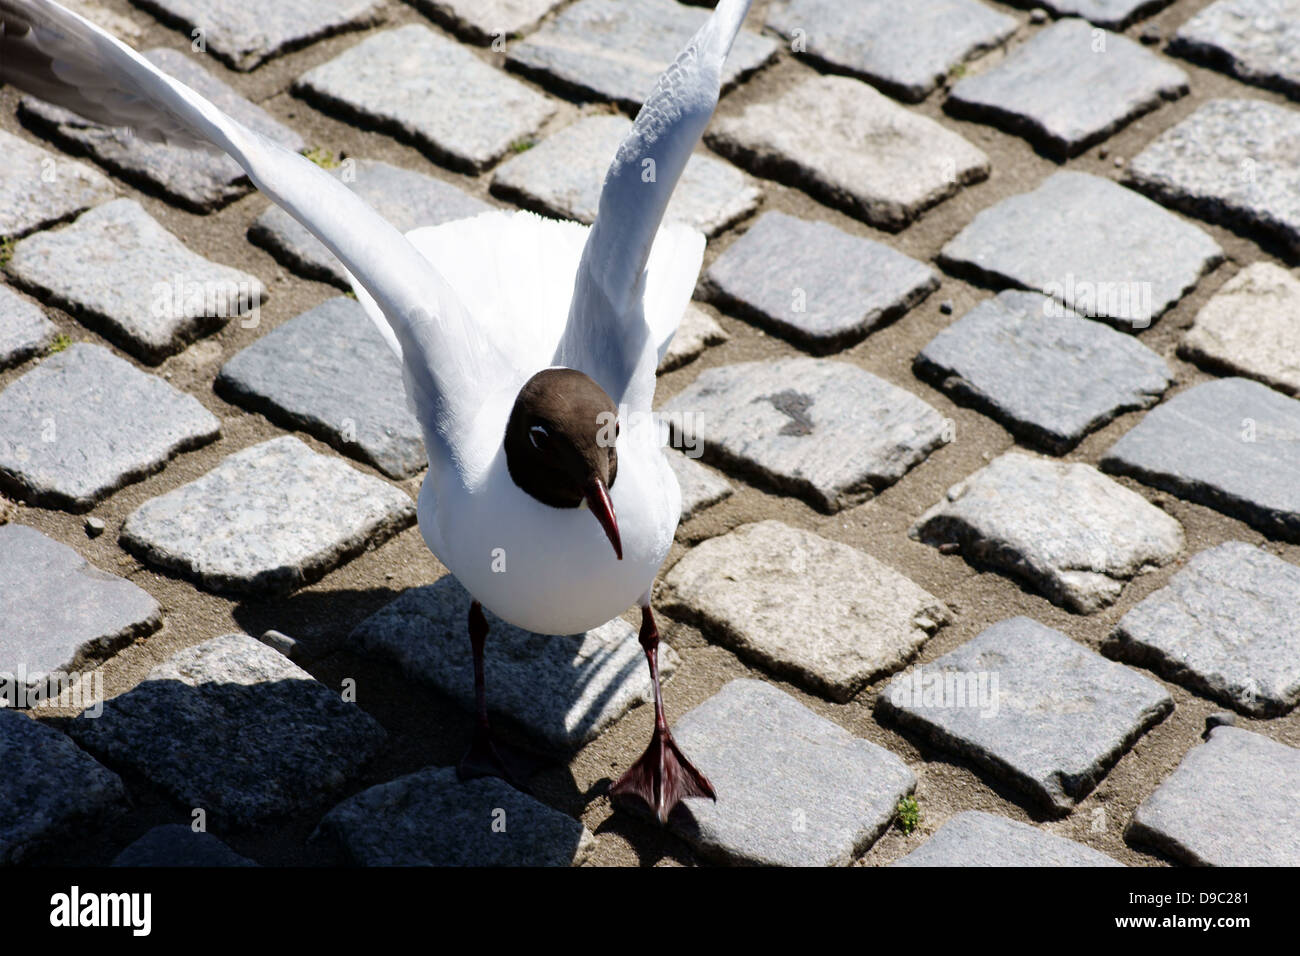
[528,424,549,450]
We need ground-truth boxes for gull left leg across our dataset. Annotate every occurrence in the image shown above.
[610,604,715,823]
[457,600,531,790]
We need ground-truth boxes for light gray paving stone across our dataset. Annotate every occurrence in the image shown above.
[506,0,777,111]
[879,617,1173,813]
[662,520,947,702]
[1101,377,1300,542]
[249,159,491,287]
[708,74,989,231]
[130,0,385,71]
[7,199,264,363]
[65,0,145,42]
[767,0,1017,103]
[0,343,220,511]
[0,709,127,865]
[316,765,594,866]
[892,811,1123,866]
[216,297,424,479]
[1127,98,1300,258]
[349,576,675,752]
[1006,0,1174,29]
[1106,542,1300,716]
[20,49,305,212]
[660,357,949,513]
[1180,263,1300,395]
[1128,726,1300,866]
[702,211,938,353]
[294,24,556,173]
[112,824,257,866]
[68,633,386,827]
[0,286,56,371]
[490,114,760,238]
[914,290,1173,453]
[0,129,115,240]
[410,0,565,44]
[912,452,1184,613]
[939,171,1223,329]
[120,435,415,594]
[0,524,160,703]
[666,679,915,866]
[664,448,732,521]
[659,304,727,373]
[1170,0,1300,99]
[947,19,1188,158]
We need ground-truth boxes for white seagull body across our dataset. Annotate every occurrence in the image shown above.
[1,0,754,819]
[388,212,700,636]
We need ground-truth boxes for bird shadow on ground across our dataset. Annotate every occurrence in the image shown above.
[235,586,596,836]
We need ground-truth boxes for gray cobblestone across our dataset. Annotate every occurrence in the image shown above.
[1170,0,1300,99]
[892,811,1124,866]
[659,304,727,373]
[120,436,415,594]
[132,0,386,71]
[0,285,56,371]
[0,129,114,240]
[1180,263,1300,396]
[217,297,425,479]
[295,24,556,173]
[661,357,949,513]
[316,765,594,866]
[0,343,220,511]
[1127,98,1300,257]
[1107,541,1300,716]
[7,198,264,363]
[708,74,990,230]
[668,679,916,866]
[912,452,1185,613]
[112,824,257,866]
[939,172,1223,329]
[0,709,126,865]
[766,0,1018,103]
[664,448,733,521]
[1101,377,1300,542]
[20,49,305,212]
[662,520,947,702]
[947,19,1188,158]
[702,211,938,353]
[1128,726,1300,865]
[879,616,1173,814]
[914,290,1173,453]
[506,0,777,111]
[68,633,387,828]
[0,524,161,703]
[1013,0,1174,29]
[491,115,759,237]
[349,576,676,751]
[411,0,565,45]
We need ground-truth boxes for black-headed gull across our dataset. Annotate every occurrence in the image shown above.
[1,0,755,821]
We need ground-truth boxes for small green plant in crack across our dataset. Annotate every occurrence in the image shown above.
[47,333,72,354]
[302,146,341,169]
[948,63,968,80]
[509,138,535,154]
[896,795,920,835]
[0,237,14,268]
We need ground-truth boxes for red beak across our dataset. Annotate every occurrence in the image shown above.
[585,478,623,560]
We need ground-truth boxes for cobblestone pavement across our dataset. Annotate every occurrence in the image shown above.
[2,0,1299,867]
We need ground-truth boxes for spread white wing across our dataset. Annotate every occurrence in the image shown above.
[367,208,702,381]
[0,0,512,477]
[552,0,751,413]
